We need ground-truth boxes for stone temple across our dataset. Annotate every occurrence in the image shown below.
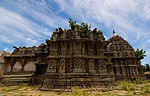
[1,26,144,90]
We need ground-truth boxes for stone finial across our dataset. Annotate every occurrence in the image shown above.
[113,29,116,37]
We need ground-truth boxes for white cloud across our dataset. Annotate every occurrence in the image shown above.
[0,0,150,65]
[0,1,69,46]
[53,0,144,39]
[26,38,37,46]
[147,39,150,43]
[0,7,41,36]
[26,38,37,43]
[53,0,150,65]
[0,7,44,44]
[3,47,8,52]
[54,0,149,43]
[140,0,150,20]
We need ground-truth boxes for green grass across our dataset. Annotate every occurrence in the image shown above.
[0,80,150,96]
[69,87,90,96]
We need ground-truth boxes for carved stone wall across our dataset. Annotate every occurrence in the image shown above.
[106,35,144,80]
[1,28,144,89]
[13,61,22,72]
[24,61,36,71]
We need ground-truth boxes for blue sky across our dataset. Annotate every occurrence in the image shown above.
[0,0,150,65]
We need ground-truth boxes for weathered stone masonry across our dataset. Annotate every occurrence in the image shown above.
[1,27,144,90]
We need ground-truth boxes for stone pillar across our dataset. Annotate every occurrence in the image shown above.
[116,67,121,76]
[81,42,85,55]
[121,67,126,76]
[120,60,126,76]
[10,62,15,72]
[72,41,75,55]
[61,42,66,55]
[76,41,81,55]
[21,58,26,72]
[135,67,139,76]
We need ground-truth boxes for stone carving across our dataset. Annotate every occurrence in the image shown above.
[116,67,121,76]
[81,59,85,69]
[2,24,144,89]
[73,58,80,69]
[98,60,107,74]
[89,59,96,73]
[47,60,56,72]
[67,59,73,72]
[59,59,65,72]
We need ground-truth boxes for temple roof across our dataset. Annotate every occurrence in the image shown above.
[50,28,105,41]
[11,46,37,57]
[106,35,135,58]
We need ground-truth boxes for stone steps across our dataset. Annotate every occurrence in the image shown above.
[1,74,33,86]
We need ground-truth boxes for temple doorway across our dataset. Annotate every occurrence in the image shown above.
[33,64,48,84]
[35,64,48,74]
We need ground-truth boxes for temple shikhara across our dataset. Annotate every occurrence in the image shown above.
[0,21,144,90]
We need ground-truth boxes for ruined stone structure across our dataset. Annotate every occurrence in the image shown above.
[0,51,10,78]
[1,27,144,90]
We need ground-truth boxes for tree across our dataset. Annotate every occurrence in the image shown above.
[68,18,91,38]
[134,48,146,59]
[69,18,76,30]
[78,22,91,38]
[146,64,150,71]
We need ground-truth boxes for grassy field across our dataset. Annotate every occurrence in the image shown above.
[0,80,150,96]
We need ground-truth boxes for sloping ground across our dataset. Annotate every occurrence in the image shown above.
[0,80,150,96]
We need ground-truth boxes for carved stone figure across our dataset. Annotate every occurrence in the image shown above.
[59,59,65,72]
[98,60,107,74]
[89,59,96,73]
[47,60,56,73]
[74,58,81,69]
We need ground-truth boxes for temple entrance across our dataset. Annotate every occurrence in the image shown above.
[33,64,48,84]
[35,64,48,74]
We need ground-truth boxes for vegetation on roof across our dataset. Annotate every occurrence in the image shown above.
[68,18,92,38]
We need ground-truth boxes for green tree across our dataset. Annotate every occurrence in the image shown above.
[78,22,91,38]
[134,48,146,59]
[68,18,91,38]
[69,18,76,30]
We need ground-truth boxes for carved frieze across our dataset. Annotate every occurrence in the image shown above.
[47,60,56,72]
[98,60,107,74]
[74,58,81,69]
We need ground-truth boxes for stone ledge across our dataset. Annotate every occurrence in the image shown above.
[2,74,33,77]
